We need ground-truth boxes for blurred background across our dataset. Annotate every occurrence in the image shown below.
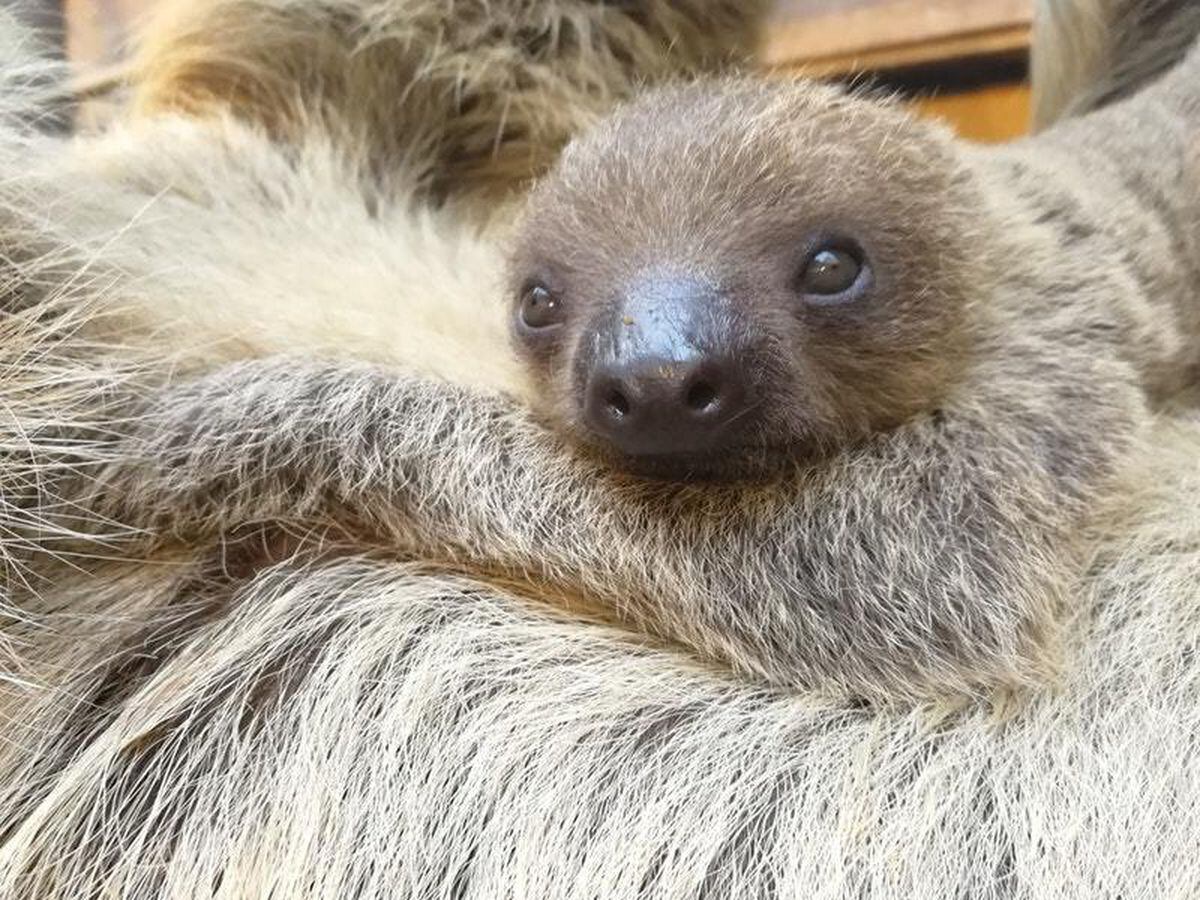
[769,0,1030,140]
[21,0,1034,141]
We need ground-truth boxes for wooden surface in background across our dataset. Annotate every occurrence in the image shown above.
[767,0,1033,142]
[915,82,1030,141]
[766,0,1033,74]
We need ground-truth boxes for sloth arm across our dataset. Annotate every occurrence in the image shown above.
[93,351,1141,702]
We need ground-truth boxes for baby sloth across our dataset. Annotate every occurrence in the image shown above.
[87,49,1200,701]
[507,78,1199,480]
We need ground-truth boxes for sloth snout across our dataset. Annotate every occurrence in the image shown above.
[582,351,753,458]
[579,274,757,461]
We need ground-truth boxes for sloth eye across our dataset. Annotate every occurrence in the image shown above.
[799,244,866,300]
[519,283,565,330]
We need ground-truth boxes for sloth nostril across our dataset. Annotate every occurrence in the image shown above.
[606,389,631,419]
[685,380,718,414]
[583,353,754,457]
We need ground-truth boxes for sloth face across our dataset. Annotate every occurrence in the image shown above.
[510,79,982,481]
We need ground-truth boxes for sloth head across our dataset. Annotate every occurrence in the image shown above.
[510,79,984,481]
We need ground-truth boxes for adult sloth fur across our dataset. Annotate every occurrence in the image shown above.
[1,1,1200,898]
[0,30,151,677]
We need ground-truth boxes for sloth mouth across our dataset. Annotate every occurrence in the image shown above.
[595,442,800,484]
[557,410,821,484]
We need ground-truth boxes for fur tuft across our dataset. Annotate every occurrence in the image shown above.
[0,10,151,677]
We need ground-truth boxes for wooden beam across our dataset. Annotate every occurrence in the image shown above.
[768,26,1030,79]
[766,0,1033,73]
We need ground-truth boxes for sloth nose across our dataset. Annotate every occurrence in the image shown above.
[579,272,758,461]
[583,352,751,457]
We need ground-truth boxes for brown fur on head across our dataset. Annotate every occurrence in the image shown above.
[509,79,985,480]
